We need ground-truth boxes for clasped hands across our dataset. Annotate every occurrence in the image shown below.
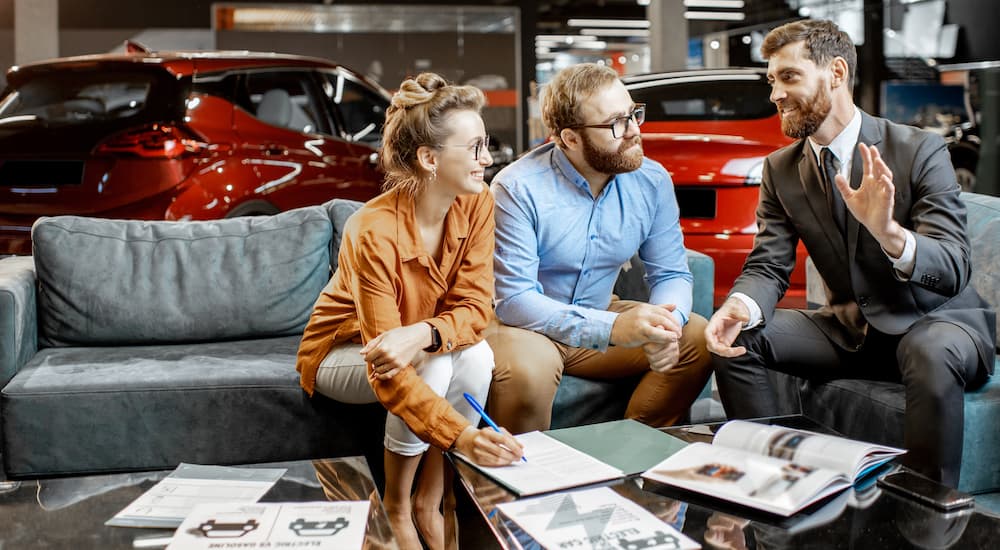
[609,301,683,373]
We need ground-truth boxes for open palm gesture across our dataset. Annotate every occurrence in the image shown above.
[834,143,895,238]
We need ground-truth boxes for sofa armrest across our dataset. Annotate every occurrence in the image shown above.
[612,250,715,320]
[686,249,714,320]
[0,256,37,386]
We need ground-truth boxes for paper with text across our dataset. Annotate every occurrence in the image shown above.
[497,486,700,550]
[455,431,624,496]
[166,501,370,550]
[106,463,286,528]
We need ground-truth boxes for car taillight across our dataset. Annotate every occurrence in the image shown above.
[94,124,203,159]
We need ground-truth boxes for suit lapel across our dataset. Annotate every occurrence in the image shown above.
[796,144,847,258]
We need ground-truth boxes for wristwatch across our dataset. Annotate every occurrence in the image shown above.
[424,324,442,352]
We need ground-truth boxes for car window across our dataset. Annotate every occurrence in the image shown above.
[628,78,775,121]
[0,72,154,124]
[241,71,328,135]
[323,72,387,146]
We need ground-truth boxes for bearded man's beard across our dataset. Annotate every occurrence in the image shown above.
[780,85,832,139]
[581,133,643,175]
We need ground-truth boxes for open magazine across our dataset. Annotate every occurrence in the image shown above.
[642,420,905,516]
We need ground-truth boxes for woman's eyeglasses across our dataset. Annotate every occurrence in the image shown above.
[567,104,646,139]
[443,136,491,160]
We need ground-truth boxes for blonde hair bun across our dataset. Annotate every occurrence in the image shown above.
[389,73,450,112]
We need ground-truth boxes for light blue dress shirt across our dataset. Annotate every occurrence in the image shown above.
[492,142,693,351]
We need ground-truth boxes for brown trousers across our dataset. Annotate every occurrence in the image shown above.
[485,304,713,434]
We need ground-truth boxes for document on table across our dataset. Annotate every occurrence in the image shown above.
[106,463,287,528]
[166,501,370,550]
[454,430,624,496]
[497,486,700,550]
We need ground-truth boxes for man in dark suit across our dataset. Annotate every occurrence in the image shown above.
[705,19,995,487]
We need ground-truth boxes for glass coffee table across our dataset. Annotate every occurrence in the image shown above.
[0,456,396,549]
[450,415,1000,549]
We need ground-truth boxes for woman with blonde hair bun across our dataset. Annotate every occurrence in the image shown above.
[295,72,522,549]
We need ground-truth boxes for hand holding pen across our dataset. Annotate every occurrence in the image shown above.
[451,393,526,466]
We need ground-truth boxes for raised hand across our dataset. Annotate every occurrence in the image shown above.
[834,143,905,253]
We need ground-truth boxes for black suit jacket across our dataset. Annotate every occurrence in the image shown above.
[732,111,996,372]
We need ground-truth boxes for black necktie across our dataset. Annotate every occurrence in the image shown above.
[821,147,847,236]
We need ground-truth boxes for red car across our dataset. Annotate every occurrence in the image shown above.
[624,69,808,308]
[0,46,390,255]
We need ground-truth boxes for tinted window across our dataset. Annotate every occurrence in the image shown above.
[0,72,154,124]
[240,71,329,135]
[323,73,387,146]
[628,78,775,121]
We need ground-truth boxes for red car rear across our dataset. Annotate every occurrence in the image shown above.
[0,49,389,255]
[625,69,808,308]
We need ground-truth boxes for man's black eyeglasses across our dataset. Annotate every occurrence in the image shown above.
[567,104,646,139]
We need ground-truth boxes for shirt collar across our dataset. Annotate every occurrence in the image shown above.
[551,144,607,196]
[808,107,862,166]
[392,187,471,262]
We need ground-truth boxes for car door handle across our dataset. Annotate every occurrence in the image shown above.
[264,145,288,156]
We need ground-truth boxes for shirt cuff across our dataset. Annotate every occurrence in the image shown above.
[586,308,619,351]
[883,229,916,280]
[730,292,763,330]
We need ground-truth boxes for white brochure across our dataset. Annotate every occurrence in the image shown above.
[166,501,370,550]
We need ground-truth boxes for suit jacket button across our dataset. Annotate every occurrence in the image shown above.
[858,296,869,307]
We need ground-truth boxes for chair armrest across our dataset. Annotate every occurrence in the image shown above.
[0,256,37,386]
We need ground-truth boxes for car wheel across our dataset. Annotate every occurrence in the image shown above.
[225,200,280,218]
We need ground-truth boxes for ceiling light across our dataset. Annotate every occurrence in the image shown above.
[535,34,598,42]
[684,11,746,21]
[580,28,650,37]
[683,0,745,8]
[567,18,650,29]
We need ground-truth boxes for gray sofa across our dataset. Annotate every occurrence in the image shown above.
[786,191,1000,494]
[0,199,716,480]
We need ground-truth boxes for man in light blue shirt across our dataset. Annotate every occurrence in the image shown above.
[486,63,713,434]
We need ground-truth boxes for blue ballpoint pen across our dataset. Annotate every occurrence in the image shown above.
[463,392,527,462]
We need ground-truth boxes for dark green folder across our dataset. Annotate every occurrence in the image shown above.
[545,419,688,476]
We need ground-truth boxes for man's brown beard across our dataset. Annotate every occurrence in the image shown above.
[581,133,643,175]
[780,85,831,139]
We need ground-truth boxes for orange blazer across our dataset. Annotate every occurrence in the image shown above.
[297,185,495,450]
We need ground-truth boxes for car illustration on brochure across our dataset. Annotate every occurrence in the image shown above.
[196,518,260,538]
[289,516,350,536]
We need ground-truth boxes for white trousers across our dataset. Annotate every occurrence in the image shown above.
[313,340,494,456]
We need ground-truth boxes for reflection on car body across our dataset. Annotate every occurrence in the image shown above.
[0,43,389,255]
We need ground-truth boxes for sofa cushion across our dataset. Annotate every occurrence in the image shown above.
[31,207,332,347]
[961,192,1000,349]
[0,336,385,477]
[323,199,365,272]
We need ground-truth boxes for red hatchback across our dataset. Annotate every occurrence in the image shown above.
[0,48,390,255]
[625,69,808,308]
